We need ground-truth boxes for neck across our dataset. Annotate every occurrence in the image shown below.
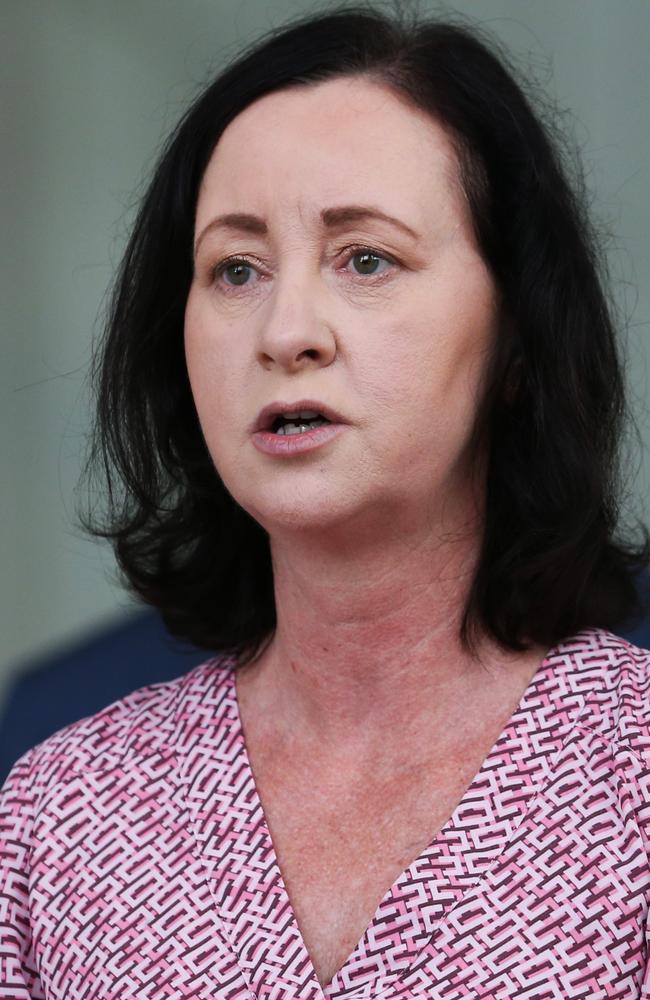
[236,497,545,771]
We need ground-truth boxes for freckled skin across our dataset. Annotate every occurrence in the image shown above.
[186,78,497,541]
[184,79,550,988]
[184,76,546,764]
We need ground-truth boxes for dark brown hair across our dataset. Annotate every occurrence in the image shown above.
[79,1,649,666]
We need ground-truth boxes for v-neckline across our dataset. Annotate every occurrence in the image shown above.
[190,631,596,1000]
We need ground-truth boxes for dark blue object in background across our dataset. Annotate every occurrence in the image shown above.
[0,610,209,785]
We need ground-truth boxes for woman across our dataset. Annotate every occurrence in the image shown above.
[2,4,649,997]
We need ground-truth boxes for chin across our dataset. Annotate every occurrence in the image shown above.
[233,487,357,535]
[250,501,346,533]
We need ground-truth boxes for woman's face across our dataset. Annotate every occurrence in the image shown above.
[185,76,500,540]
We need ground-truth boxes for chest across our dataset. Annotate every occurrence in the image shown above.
[251,753,481,989]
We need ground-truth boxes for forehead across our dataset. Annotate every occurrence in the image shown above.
[195,76,468,234]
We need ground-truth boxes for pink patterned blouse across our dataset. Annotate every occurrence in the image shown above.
[2,627,650,999]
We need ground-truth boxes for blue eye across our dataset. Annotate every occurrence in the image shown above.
[213,246,396,292]
[346,249,391,276]
[220,260,257,287]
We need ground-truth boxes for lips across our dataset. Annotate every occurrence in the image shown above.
[252,399,346,433]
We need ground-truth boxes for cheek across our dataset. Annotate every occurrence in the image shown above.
[368,319,493,419]
[184,293,237,452]
[184,291,207,385]
[363,295,495,476]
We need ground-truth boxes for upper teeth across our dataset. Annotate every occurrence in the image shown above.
[281,410,321,419]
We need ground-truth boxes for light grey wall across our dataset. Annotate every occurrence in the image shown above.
[2,0,649,700]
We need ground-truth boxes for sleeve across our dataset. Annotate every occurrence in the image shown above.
[0,749,46,999]
[642,907,650,997]
[637,751,650,997]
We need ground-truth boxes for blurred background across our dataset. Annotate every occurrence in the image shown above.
[2,0,649,773]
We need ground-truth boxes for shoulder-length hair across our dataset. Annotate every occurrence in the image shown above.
[79,1,649,665]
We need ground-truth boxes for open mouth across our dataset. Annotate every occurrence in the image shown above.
[252,406,345,455]
[269,412,332,436]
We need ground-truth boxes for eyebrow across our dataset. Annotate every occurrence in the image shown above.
[193,204,421,257]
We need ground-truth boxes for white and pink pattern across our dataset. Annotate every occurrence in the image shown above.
[2,627,650,998]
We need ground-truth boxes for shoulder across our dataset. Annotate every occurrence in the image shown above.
[0,652,236,805]
[566,627,650,759]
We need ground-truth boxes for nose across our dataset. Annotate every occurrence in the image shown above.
[255,271,337,372]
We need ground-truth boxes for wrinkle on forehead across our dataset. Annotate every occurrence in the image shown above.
[196,76,475,246]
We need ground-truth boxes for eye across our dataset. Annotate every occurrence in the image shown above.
[215,259,261,289]
[341,246,395,279]
[211,245,397,293]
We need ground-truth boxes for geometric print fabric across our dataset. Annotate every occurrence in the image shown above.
[1,627,650,998]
